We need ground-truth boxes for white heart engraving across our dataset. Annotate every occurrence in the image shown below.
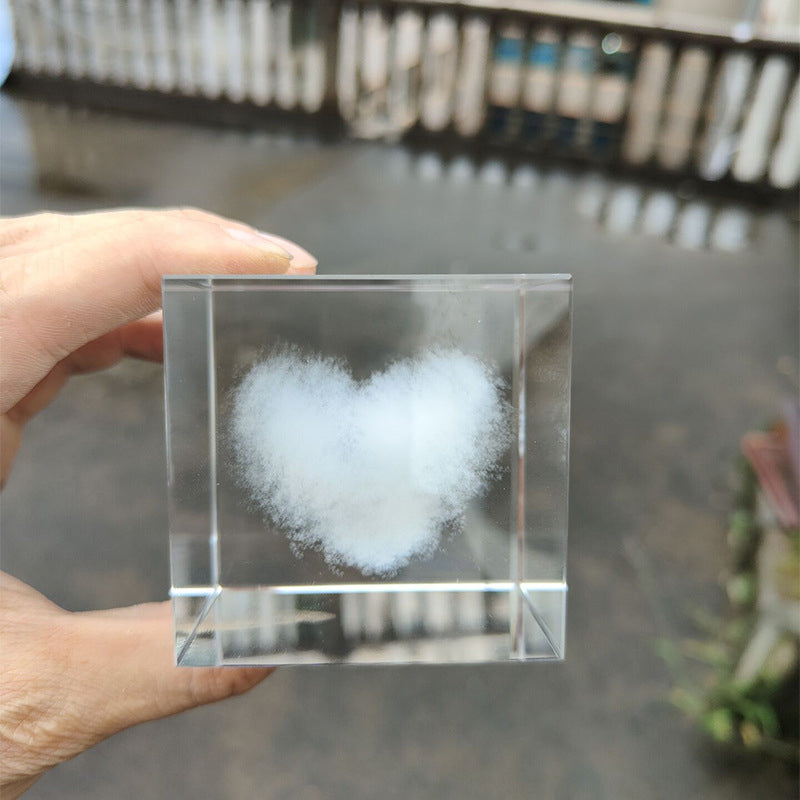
[231,348,512,575]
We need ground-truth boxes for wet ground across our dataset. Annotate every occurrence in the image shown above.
[1,91,798,799]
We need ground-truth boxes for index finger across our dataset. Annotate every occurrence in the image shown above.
[0,209,317,410]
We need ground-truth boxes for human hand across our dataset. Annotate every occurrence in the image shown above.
[0,208,317,797]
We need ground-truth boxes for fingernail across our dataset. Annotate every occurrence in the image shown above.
[254,231,318,271]
[224,227,293,260]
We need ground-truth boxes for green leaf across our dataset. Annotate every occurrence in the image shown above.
[683,639,731,668]
[655,638,684,673]
[671,687,705,718]
[726,574,756,607]
[702,708,736,742]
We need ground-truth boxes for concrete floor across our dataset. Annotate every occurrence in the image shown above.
[1,92,798,799]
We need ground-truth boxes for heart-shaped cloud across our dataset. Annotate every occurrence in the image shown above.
[231,348,511,576]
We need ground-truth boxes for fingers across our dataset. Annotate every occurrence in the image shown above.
[1,313,165,443]
[0,576,271,788]
[0,208,310,262]
[2,310,169,487]
[67,311,165,373]
[1,310,164,488]
[0,570,66,616]
[109,311,165,363]
[0,209,318,413]
[69,601,273,738]
[0,211,69,250]
[0,416,22,489]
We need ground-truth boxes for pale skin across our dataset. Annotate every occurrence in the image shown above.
[0,208,318,797]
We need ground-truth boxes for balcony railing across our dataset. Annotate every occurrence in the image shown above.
[8,0,800,190]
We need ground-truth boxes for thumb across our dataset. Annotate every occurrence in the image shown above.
[68,601,273,739]
[0,575,272,793]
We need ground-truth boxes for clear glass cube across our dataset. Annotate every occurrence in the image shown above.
[164,274,571,665]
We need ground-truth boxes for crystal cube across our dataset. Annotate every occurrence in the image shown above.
[164,274,571,665]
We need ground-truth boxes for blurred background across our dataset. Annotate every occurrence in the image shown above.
[1,0,798,797]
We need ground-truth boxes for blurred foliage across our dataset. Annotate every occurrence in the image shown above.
[776,533,800,601]
[657,453,800,763]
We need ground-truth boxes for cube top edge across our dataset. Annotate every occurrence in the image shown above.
[162,274,573,293]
